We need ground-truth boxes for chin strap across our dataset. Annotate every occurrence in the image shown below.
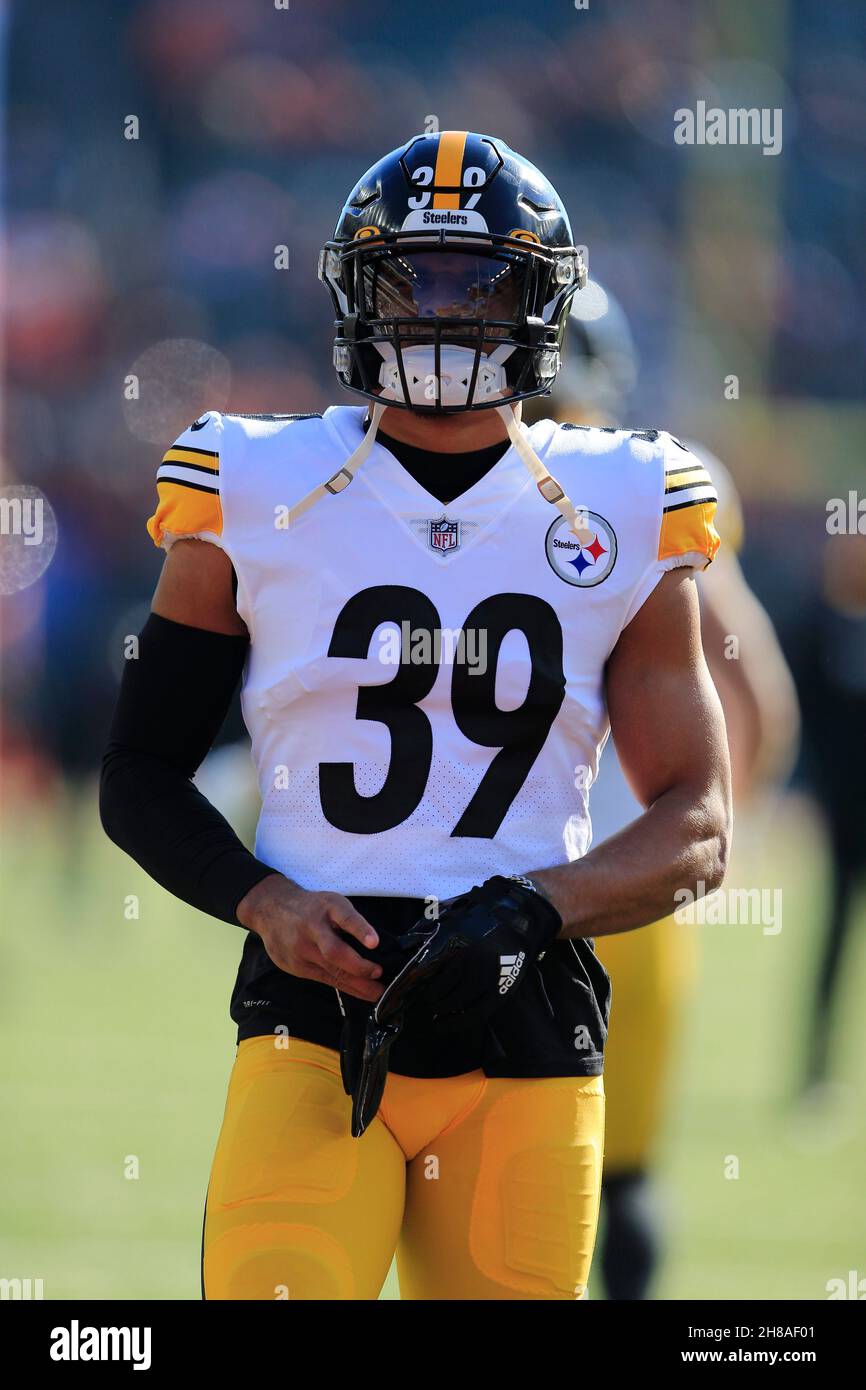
[285,401,590,542]
[496,406,593,543]
[286,402,387,528]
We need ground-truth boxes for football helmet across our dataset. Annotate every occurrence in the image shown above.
[318,131,586,413]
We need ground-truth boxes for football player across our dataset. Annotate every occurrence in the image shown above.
[100,132,731,1301]
[539,285,799,1298]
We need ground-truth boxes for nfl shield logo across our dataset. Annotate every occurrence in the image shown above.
[428,516,461,552]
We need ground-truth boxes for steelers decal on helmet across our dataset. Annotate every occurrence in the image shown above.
[399,130,500,233]
[545,512,617,587]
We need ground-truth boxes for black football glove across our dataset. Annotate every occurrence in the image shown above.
[339,877,562,1137]
[336,932,419,1140]
[374,874,562,1036]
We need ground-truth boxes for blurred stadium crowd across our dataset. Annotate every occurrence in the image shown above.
[2,0,865,1086]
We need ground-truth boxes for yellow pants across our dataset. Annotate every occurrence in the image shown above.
[202,1036,605,1301]
[595,915,697,1173]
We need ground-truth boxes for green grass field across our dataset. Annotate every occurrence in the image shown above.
[2,787,864,1300]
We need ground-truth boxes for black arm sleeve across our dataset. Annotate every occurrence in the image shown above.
[99,613,276,925]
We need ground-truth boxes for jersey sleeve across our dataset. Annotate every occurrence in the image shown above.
[146,412,223,550]
[657,433,721,571]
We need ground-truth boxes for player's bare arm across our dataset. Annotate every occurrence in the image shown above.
[532,567,732,937]
[151,535,248,636]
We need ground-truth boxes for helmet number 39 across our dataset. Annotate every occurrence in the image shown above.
[407,166,434,208]
[462,167,487,209]
[407,165,487,210]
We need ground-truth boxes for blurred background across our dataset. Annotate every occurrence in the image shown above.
[1,0,864,1299]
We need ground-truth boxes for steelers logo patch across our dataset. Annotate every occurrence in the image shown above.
[545,512,617,587]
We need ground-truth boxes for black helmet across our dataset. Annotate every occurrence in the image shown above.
[318,131,586,414]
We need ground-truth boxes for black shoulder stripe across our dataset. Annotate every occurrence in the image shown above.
[663,494,717,514]
[167,445,219,459]
[223,412,323,421]
[162,459,220,477]
[559,423,661,442]
[160,478,220,496]
[665,478,711,496]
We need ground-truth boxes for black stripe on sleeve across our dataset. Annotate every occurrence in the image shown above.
[164,445,219,459]
[157,476,220,496]
[664,478,713,496]
[663,494,718,514]
[159,459,220,477]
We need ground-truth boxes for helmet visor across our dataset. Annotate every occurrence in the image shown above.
[361,251,527,333]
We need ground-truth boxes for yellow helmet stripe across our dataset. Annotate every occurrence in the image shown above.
[432,130,467,209]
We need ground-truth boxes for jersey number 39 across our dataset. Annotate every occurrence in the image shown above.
[319,585,565,838]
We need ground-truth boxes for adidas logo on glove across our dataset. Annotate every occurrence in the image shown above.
[498,951,526,994]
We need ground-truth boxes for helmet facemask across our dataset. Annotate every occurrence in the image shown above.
[319,231,584,414]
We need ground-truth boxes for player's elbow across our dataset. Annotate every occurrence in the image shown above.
[702,825,730,896]
[98,751,123,847]
[99,745,138,850]
[697,788,732,895]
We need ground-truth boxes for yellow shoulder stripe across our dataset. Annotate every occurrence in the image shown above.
[665,463,711,490]
[161,445,219,472]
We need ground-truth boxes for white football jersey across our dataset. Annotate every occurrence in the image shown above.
[148,406,719,898]
[586,445,743,845]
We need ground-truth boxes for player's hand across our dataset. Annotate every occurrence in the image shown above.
[236,874,384,1003]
